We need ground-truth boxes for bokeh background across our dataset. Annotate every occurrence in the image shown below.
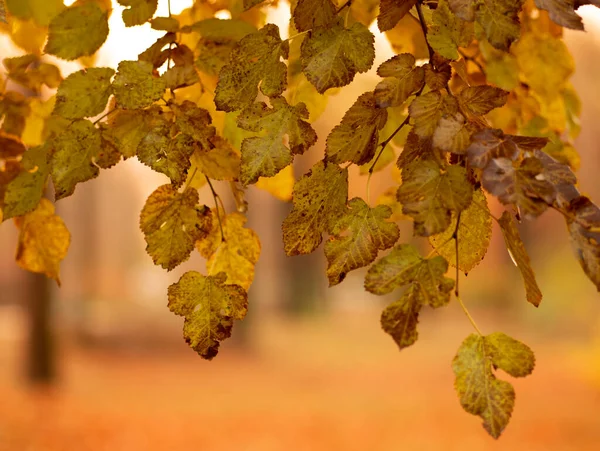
[1,1,600,450]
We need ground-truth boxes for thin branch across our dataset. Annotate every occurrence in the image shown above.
[167,0,172,17]
[415,1,434,60]
[337,0,351,14]
[183,167,199,192]
[205,176,225,242]
[92,108,116,125]
[287,30,310,42]
[370,115,410,176]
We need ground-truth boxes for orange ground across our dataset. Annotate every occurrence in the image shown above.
[1,309,599,451]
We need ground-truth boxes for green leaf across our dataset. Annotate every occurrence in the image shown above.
[196,211,261,290]
[457,85,508,116]
[49,119,120,200]
[237,97,317,185]
[53,68,115,120]
[452,334,515,439]
[566,196,600,291]
[374,54,425,108]
[102,107,156,159]
[150,16,179,32]
[117,0,158,27]
[282,161,348,256]
[427,0,474,60]
[215,24,289,112]
[380,286,422,350]
[377,0,417,32]
[534,0,584,30]
[408,91,458,138]
[44,2,109,61]
[2,145,48,219]
[140,184,212,270]
[397,160,473,236]
[325,92,388,165]
[467,129,548,169]
[301,19,375,94]
[293,0,337,32]
[365,243,455,307]
[498,211,542,306]
[113,60,166,110]
[5,0,64,27]
[167,271,247,359]
[325,197,399,286]
[429,189,492,273]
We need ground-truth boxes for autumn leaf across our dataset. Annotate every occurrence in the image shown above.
[282,161,348,256]
[396,131,439,171]
[380,286,422,350]
[430,189,492,273]
[188,136,240,182]
[196,211,261,290]
[374,54,425,108]
[566,196,600,291]
[53,67,115,120]
[49,119,120,200]
[408,91,459,138]
[325,92,388,165]
[138,133,196,188]
[301,18,375,93]
[427,0,474,60]
[162,64,199,90]
[112,60,166,110]
[215,24,289,112]
[325,197,399,286]
[458,85,508,116]
[102,107,156,159]
[118,0,158,27]
[453,333,535,438]
[15,198,70,284]
[466,129,548,169]
[498,211,542,306]
[534,0,584,31]
[151,16,180,32]
[167,271,247,359]
[2,145,48,219]
[378,0,417,32]
[236,97,317,185]
[397,160,473,236]
[139,184,212,270]
[473,0,522,51]
[44,2,109,60]
[293,0,337,32]
[0,132,26,159]
[5,0,64,27]
[432,113,476,154]
[171,100,216,151]
[365,243,455,307]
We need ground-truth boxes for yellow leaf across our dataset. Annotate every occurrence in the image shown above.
[255,164,294,201]
[15,198,70,284]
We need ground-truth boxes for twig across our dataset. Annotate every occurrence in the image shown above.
[205,176,225,242]
[287,30,310,42]
[415,1,434,60]
[337,0,351,13]
[92,108,116,125]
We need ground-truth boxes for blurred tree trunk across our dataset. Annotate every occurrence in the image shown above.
[25,272,55,384]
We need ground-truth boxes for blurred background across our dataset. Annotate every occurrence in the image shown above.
[1,1,600,450]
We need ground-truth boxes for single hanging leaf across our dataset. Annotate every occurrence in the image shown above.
[140,184,212,270]
[365,243,455,307]
[374,54,425,108]
[380,286,422,350]
[167,271,247,359]
[377,0,417,32]
[118,0,158,27]
[15,198,70,285]
[237,97,317,185]
[498,211,542,306]
[44,2,109,61]
[293,0,337,32]
[325,198,399,286]
[325,92,388,165]
[112,60,166,110]
[49,119,120,200]
[474,0,523,51]
[215,24,289,112]
[482,157,554,219]
[458,85,508,116]
[282,161,348,256]
[397,160,473,236]
[427,0,474,60]
[301,18,375,94]
[196,211,261,290]
[466,129,548,169]
[453,334,514,439]
[566,196,600,291]
[53,67,115,120]
[408,91,459,138]
[2,145,48,220]
[453,333,535,438]
[429,189,493,273]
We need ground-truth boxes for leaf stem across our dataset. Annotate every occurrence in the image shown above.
[415,1,434,60]
[183,167,199,192]
[287,30,310,42]
[205,176,225,243]
[92,108,116,125]
[456,295,484,336]
[337,0,351,14]
[167,0,172,17]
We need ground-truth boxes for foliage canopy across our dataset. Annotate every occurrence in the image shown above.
[1,0,599,439]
